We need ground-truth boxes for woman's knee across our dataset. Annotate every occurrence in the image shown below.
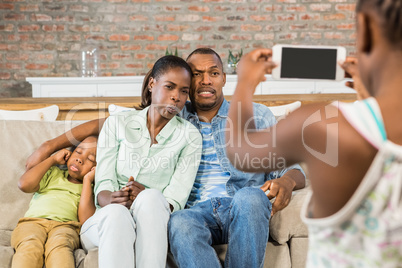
[95,204,135,230]
[132,189,169,214]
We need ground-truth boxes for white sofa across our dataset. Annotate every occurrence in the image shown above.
[0,119,309,268]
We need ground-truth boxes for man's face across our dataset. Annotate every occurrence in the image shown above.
[186,53,226,112]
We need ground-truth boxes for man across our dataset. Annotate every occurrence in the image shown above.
[167,48,305,268]
[26,48,305,267]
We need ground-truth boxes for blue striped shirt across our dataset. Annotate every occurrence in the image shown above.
[187,121,230,207]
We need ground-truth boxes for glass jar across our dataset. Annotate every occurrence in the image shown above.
[81,45,99,77]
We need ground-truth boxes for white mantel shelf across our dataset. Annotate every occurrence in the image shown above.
[27,75,355,98]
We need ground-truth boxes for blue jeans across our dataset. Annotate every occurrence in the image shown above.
[168,187,271,268]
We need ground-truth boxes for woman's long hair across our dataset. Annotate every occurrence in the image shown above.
[138,55,192,109]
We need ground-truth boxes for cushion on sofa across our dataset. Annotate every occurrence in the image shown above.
[269,187,309,244]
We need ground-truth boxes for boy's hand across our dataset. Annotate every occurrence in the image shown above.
[52,149,71,165]
[83,166,96,184]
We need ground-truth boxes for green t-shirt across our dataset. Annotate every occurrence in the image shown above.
[24,166,83,222]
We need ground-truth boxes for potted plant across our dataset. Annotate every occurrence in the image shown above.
[165,47,178,56]
[227,49,243,74]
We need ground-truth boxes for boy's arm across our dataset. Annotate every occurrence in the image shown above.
[19,149,71,193]
[78,167,96,224]
[26,118,106,170]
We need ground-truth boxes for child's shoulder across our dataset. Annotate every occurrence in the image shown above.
[46,165,68,179]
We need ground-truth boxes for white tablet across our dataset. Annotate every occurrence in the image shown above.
[272,44,346,81]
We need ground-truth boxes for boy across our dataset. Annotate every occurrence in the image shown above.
[11,136,97,268]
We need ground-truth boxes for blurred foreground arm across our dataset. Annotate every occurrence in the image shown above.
[341,57,370,100]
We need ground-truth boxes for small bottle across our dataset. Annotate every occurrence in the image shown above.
[81,44,99,77]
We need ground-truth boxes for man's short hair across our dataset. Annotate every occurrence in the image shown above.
[186,48,223,67]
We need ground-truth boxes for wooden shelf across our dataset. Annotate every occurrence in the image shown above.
[0,94,357,121]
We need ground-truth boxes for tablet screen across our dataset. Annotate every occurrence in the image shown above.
[281,47,337,80]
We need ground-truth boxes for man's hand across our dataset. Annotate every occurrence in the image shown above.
[52,149,71,166]
[261,175,296,216]
[124,176,145,201]
[340,57,370,100]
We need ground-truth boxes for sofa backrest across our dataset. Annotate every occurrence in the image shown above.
[0,120,83,232]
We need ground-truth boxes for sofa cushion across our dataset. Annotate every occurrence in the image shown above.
[0,230,12,247]
[0,246,13,268]
[269,187,309,244]
[0,120,82,232]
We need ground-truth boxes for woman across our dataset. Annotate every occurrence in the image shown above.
[80,55,202,267]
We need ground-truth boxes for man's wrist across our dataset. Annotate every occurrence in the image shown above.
[281,174,297,190]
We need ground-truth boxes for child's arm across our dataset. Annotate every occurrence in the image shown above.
[78,167,96,224]
[18,149,71,193]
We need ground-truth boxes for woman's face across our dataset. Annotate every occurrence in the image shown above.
[148,67,191,120]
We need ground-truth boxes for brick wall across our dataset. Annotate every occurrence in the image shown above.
[0,0,357,97]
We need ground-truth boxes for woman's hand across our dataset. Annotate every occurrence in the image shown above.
[125,176,145,201]
[98,189,132,209]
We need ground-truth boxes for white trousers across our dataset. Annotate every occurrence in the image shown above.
[80,189,171,268]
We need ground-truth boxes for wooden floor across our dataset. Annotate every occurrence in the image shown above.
[0,93,357,121]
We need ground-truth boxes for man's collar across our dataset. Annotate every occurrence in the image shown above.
[216,99,229,118]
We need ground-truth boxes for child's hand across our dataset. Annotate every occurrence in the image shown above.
[83,166,96,184]
[236,48,277,92]
[340,57,370,100]
[52,149,71,165]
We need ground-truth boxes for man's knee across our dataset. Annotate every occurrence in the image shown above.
[233,187,271,214]
[169,210,197,239]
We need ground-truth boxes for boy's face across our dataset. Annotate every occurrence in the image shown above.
[66,136,97,180]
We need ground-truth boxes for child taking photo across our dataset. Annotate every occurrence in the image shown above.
[226,0,402,267]
[11,136,97,268]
